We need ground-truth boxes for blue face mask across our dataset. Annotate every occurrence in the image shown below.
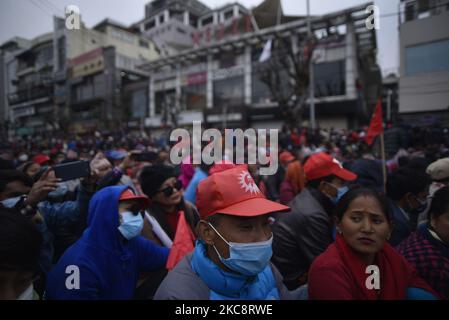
[118,211,144,240]
[209,223,273,277]
[329,185,349,205]
[1,196,22,208]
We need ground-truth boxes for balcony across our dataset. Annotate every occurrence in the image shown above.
[8,86,53,106]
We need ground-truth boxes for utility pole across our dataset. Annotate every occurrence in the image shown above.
[307,0,316,130]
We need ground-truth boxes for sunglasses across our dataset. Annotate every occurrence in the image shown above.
[157,180,183,197]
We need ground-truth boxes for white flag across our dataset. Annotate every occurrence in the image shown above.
[259,39,272,63]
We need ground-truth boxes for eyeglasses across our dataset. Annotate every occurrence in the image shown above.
[156,180,183,197]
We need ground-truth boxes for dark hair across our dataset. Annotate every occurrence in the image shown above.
[386,167,431,201]
[334,187,391,223]
[0,208,43,272]
[307,174,337,189]
[428,186,449,220]
[139,164,177,197]
[0,170,33,195]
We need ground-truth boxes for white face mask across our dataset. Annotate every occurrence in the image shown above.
[17,284,34,300]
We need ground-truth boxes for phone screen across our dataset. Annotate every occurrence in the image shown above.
[53,161,91,182]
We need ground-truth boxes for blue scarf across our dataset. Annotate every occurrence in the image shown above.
[191,240,280,300]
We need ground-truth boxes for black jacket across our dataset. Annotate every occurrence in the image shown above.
[271,187,334,290]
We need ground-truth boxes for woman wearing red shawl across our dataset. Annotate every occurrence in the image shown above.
[308,188,439,300]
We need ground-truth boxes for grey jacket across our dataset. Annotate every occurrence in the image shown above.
[271,188,334,290]
[154,253,294,300]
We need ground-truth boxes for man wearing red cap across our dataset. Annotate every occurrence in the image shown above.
[155,167,293,300]
[45,186,169,300]
[272,152,357,291]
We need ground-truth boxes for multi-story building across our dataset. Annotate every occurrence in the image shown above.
[53,17,160,132]
[2,33,55,135]
[137,0,381,130]
[0,15,159,135]
[0,37,30,137]
[399,0,449,126]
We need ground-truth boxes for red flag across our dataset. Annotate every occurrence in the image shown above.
[365,99,383,145]
[166,211,195,270]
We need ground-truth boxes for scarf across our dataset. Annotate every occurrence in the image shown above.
[335,234,435,299]
[190,241,279,300]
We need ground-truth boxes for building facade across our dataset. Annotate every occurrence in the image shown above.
[138,0,381,130]
[0,16,159,135]
[399,0,449,126]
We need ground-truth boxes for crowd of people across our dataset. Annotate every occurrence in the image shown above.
[0,123,448,300]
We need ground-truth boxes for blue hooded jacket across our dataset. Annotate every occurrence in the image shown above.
[45,185,169,300]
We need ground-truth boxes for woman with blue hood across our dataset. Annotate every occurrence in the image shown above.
[45,185,169,300]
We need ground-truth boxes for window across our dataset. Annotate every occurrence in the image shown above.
[155,89,176,115]
[252,67,289,104]
[145,20,155,30]
[182,83,206,110]
[131,89,147,118]
[219,52,235,69]
[405,38,449,75]
[73,73,104,103]
[313,60,346,97]
[224,9,234,20]
[214,76,244,108]
[201,15,213,26]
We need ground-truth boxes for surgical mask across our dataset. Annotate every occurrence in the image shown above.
[18,154,29,162]
[1,196,22,208]
[208,223,273,277]
[326,184,349,205]
[118,211,144,240]
[17,284,34,300]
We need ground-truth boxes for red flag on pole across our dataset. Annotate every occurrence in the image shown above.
[365,99,384,145]
[166,211,195,270]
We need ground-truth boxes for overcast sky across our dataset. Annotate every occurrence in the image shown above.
[0,0,399,74]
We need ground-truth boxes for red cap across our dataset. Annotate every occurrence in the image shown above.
[119,189,151,208]
[304,152,357,181]
[279,151,295,164]
[209,161,248,175]
[196,167,290,219]
[33,154,50,165]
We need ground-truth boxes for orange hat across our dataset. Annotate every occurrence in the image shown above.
[304,152,357,181]
[119,189,151,208]
[196,167,290,219]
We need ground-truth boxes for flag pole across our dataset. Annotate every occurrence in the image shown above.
[380,132,387,193]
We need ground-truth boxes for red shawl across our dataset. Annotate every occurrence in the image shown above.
[335,234,437,299]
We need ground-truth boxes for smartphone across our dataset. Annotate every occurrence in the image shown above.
[131,152,158,162]
[53,160,91,182]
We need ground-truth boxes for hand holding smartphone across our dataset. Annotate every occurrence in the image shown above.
[53,160,91,182]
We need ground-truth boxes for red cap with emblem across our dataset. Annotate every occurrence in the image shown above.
[196,167,290,219]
